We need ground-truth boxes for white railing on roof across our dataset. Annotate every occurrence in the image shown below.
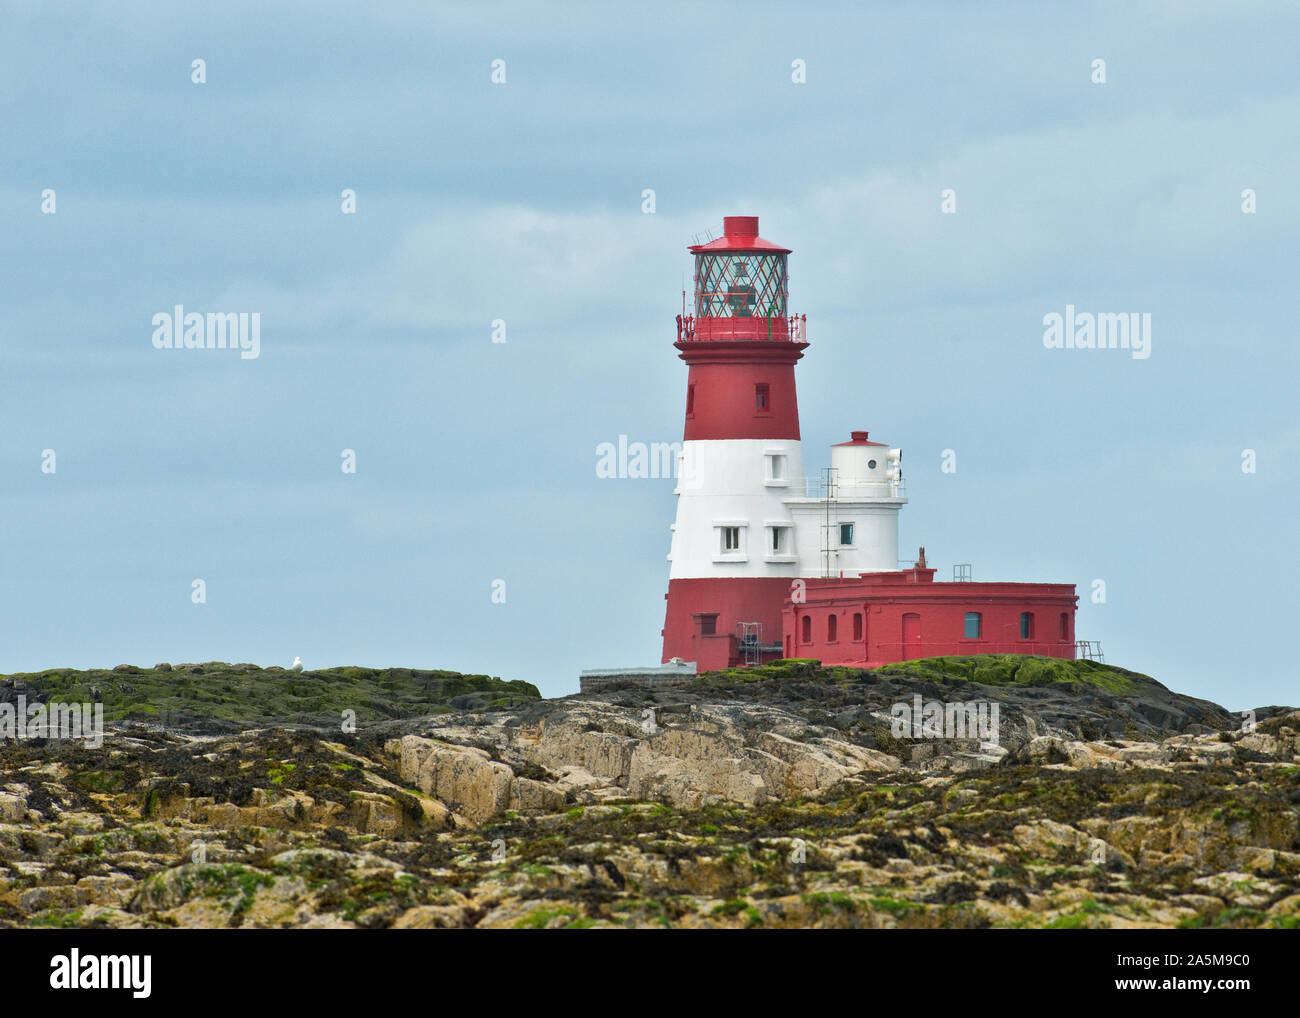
[787,477,905,499]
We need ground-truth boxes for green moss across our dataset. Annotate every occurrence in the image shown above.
[866,895,923,918]
[30,909,87,928]
[694,654,1147,696]
[513,906,582,929]
[0,663,541,727]
[711,898,749,917]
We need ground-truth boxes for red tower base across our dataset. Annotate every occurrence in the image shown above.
[661,577,792,671]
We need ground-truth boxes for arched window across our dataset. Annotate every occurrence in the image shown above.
[801,615,812,644]
[827,614,838,642]
[852,613,863,641]
[963,612,982,639]
[1020,612,1035,640]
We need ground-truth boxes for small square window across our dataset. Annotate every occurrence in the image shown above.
[699,613,718,636]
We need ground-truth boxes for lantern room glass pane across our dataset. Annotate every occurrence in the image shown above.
[694,253,788,318]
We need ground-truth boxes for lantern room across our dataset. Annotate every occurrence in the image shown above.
[683,216,801,342]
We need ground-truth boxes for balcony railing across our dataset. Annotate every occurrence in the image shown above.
[788,476,906,499]
[676,313,806,343]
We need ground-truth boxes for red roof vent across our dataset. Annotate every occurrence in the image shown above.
[723,216,758,238]
[851,430,869,442]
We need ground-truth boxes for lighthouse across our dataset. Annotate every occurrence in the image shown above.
[661,216,907,668]
[656,215,1078,673]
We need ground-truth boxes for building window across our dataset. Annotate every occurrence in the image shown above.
[755,383,770,412]
[963,612,982,639]
[1059,613,1069,640]
[722,526,741,552]
[839,522,854,546]
[853,613,863,641]
[766,453,786,481]
[1020,612,1035,639]
[827,614,838,642]
[867,459,877,470]
[698,613,717,636]
[686,385,695,417]
[801,615,812,644]
[767,525,792,556]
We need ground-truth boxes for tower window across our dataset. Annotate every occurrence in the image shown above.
[686,385,695,416]
[767,525,792,556]
[1059,612,1069,640]
[722,526,741,552]
[839,522,854,546]
[1020,612,1035,639]
[827,614,838,642]
[755,383,770,412]
[765,453,786,481]
[963,612,982,639]
[698,613,718,636]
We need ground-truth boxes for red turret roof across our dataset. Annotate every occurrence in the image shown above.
[688,216,792,254]
[833,430,889,447]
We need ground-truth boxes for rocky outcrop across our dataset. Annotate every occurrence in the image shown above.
[0,662,1295,929]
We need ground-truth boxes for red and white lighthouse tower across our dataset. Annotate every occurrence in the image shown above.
[661,217,807,667]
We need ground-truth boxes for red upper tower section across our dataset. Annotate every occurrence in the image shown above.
[675,216,808,441]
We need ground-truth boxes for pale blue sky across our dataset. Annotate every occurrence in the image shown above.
[1,2,1296,708]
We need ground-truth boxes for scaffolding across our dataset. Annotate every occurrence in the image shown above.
[953,564,972,582]
[736,622,780,666]
[820,466,839,578]
[1075,640,1105,662]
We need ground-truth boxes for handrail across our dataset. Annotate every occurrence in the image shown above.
[787,476,906,499]
[676,313,806,342]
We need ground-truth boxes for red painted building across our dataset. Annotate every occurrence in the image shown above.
[783,567,1077,668]
[659,216,1077,670]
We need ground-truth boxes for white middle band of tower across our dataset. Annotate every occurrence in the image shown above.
[667,439,906,580]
